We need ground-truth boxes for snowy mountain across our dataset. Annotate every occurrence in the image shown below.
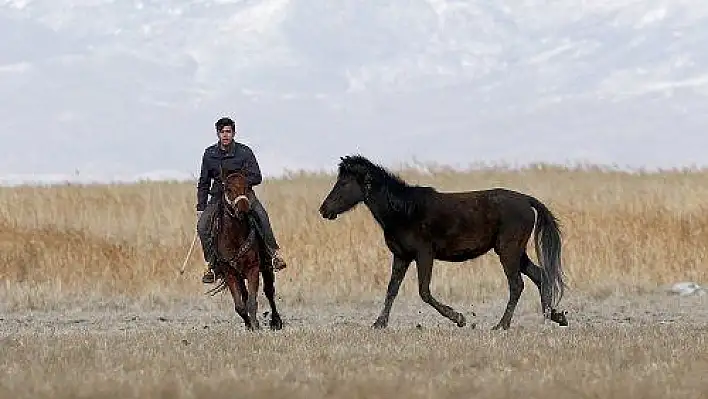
[1,0,708,184]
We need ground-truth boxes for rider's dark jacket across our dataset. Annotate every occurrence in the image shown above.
[196,141,262,211]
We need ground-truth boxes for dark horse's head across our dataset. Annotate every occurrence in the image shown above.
[319,154,412,220]
[220,168,251,219]
[319,155,371,219]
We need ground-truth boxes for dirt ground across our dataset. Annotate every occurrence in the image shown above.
[1,290,706,334]
[1,292,707,399]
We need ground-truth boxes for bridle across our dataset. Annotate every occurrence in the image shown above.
[224,191,250,219]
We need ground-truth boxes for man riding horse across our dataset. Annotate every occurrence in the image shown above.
[196,116,287,284]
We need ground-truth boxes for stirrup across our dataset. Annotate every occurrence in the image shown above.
[202,267,216,284]
[271,251,287,272]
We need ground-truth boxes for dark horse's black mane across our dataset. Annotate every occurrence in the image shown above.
[338,154,436,220]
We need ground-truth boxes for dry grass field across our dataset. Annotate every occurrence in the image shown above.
[1,162,708,398]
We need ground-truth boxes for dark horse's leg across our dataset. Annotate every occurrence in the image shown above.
[492,252,524,330]
[262,266,283,330]
[224,270,251,329]
[415,249,466,327]
[520,252,568,325]
[372,254,412,329]
[492,230,529,330]
[519,252,552,318]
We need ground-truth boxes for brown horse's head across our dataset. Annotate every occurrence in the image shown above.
[220,168,251,218]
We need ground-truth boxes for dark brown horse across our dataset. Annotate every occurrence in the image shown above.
[207,168,283,331]
[318,155,568,330]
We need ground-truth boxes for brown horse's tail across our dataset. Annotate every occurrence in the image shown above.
[527,196,567,309]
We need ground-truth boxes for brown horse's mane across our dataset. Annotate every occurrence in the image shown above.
[211,169,248,247]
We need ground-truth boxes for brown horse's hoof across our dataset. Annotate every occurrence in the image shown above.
[270,316,283,331]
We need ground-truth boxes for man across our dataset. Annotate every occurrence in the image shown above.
[196,116,287,284]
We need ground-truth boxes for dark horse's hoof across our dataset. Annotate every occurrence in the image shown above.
[550,309,569,327]
[372,319,388,329]
[454,313,466,327]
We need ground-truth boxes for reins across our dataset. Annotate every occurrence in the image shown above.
[205,193,258,296]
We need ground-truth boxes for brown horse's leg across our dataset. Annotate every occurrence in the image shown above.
[245,266,261,330]
[519,252,552,319]
[415,250,466,327]
[225,272,250,329]
[492,248,525,330]
[261,266,283,330]
[236,276,248,306]
[373,254,412,329]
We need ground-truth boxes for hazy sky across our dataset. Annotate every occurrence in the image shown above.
[1,0,707,184]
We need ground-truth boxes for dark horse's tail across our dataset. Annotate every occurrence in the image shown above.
[527,196,567,309]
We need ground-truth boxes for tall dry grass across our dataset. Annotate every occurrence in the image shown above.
[1,164,708,310]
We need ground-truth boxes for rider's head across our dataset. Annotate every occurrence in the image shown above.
[215,117,236,148]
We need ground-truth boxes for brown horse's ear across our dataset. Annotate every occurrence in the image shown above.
[221,167,235,181]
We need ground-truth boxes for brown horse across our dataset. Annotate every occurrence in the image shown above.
[207,168,283,331]
[318,155,569,330]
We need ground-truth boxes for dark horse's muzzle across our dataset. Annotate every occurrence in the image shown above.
[318,202,338,220]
